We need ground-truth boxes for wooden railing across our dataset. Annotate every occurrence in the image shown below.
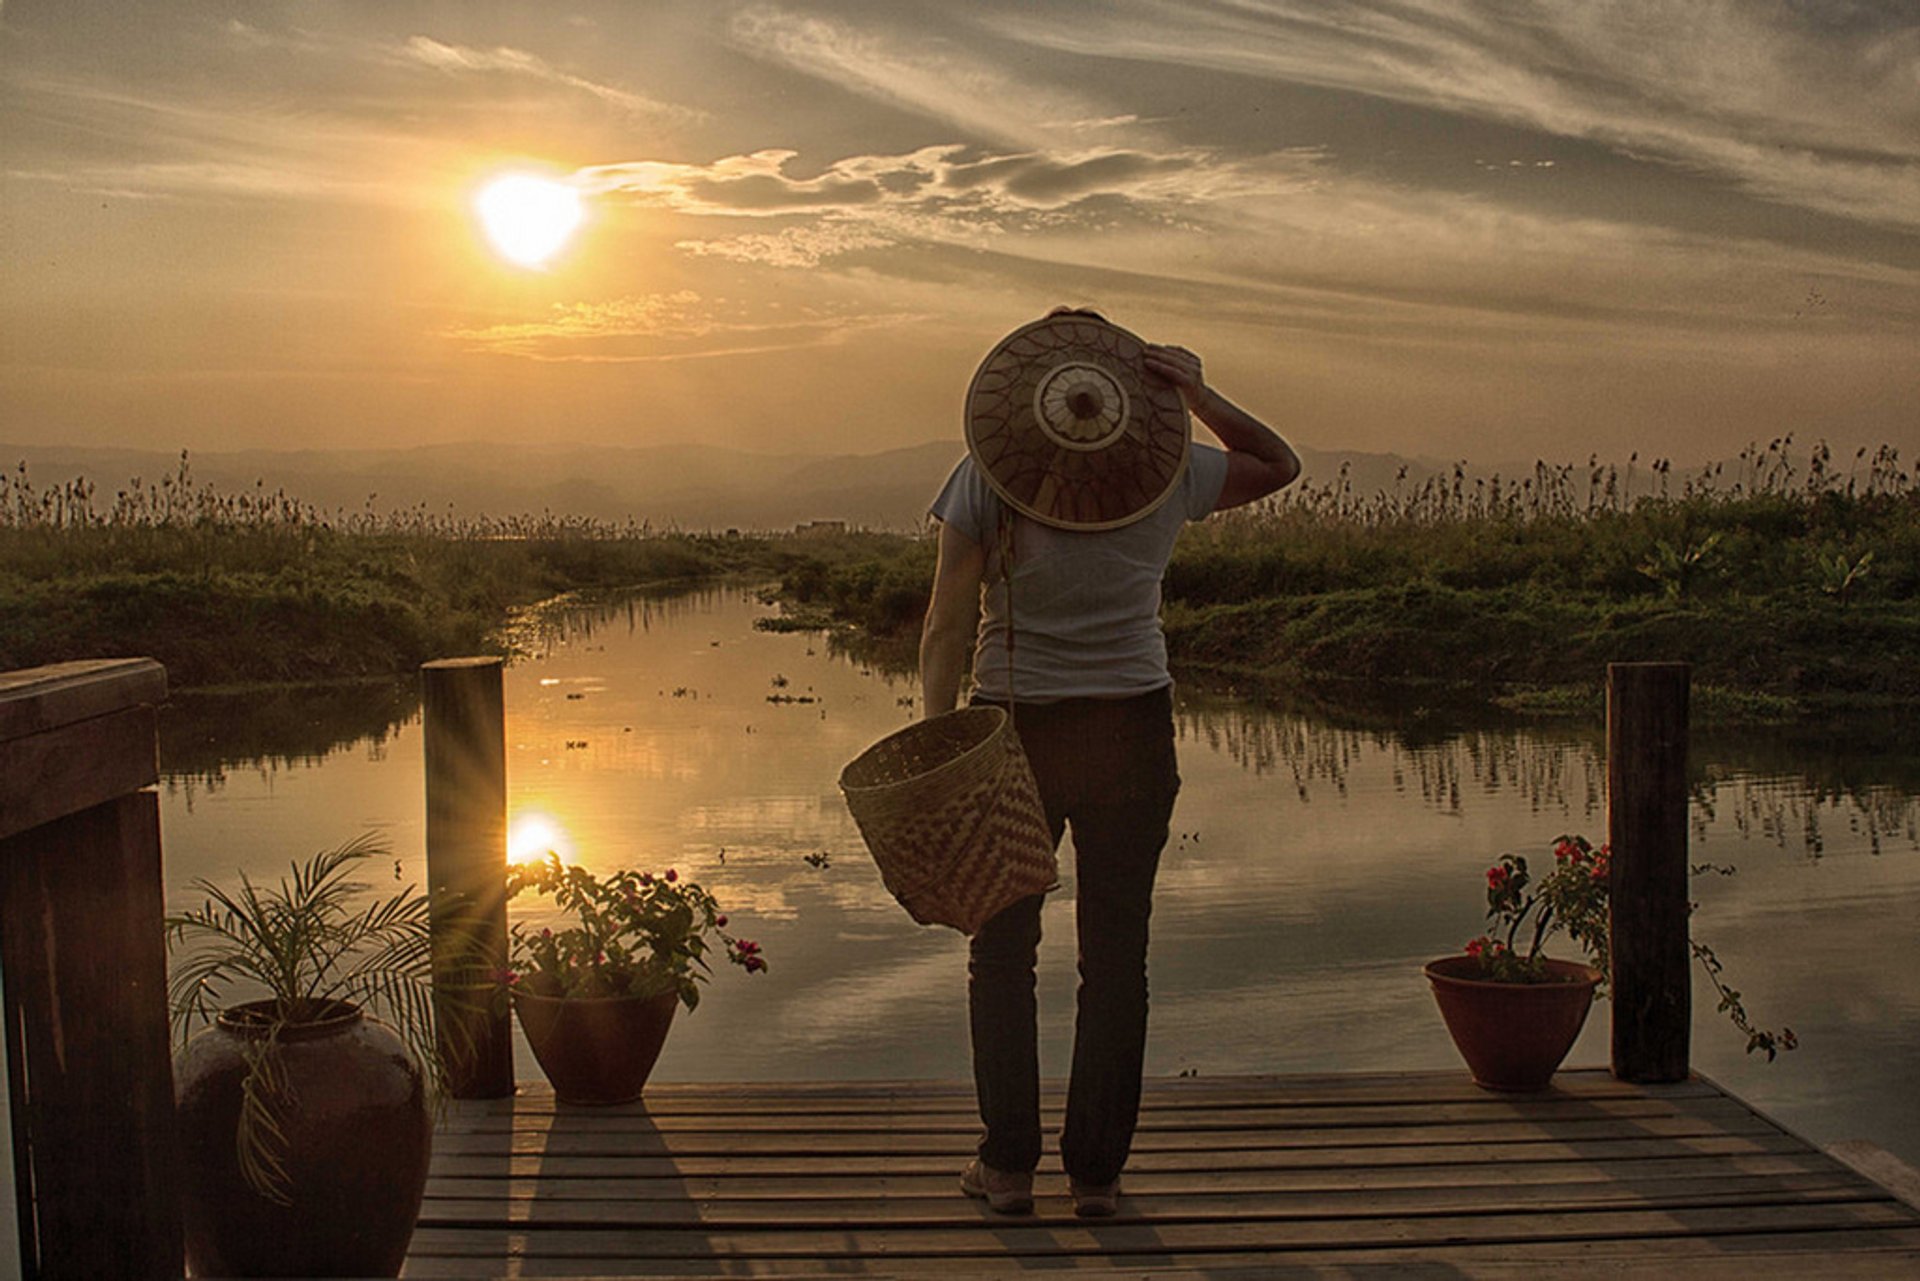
[0,659,181,1279]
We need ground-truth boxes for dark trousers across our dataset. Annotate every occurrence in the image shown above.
[968,685,1180,1186]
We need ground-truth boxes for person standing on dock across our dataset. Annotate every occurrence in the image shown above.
[920,309,1301,1217]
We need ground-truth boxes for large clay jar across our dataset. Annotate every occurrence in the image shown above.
[1424,956,1604,1092]
[174,999,432,1277]
[513,988,678,1104]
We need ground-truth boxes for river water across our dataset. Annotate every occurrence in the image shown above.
[153,586,1920,1170]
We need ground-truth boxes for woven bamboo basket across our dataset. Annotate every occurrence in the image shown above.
[839,706,1057,934]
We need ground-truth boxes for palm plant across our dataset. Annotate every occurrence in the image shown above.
[165,832,443,1203]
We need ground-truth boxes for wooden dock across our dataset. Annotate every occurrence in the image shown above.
[406,1067,1920,1277]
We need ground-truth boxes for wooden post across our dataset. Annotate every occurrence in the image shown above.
[422,658,515,1098]
[0,659,182,1279]
[1607,662,1692,1083]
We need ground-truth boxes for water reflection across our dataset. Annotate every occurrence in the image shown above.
[160,679,417,803]
[500,584,746,658]
[1179,700,1607,820]
[148,584,1920,1174]
[507,812,575,865]
[153,587,1920,863]
[1178,693,1920,858]
[1698,771,1920,859]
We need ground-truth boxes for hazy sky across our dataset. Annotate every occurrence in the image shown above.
[3,1,1916,465]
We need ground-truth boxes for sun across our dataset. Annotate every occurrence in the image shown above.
[507,812,574,866]
[474,173,584,268]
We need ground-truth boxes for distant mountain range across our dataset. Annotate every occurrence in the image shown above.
[1,439,1444,532]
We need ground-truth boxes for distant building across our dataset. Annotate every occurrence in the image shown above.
[794,520,847,537]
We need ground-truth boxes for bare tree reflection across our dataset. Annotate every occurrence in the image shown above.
[1175,687,1920,859]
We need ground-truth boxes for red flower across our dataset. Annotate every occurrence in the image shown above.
[715,915,728,928]
[743,956,767,974]
[1465,938,1485,959]
[1554,839,1578,863]
[665,868,678,883]
[1487,865,1510,890]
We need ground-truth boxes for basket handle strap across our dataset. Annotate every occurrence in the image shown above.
[995,504,1016,705]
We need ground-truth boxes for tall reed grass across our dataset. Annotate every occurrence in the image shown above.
[9,440,1918,704]
[0,453,751,687]
[1170,436,1920,607]
[758,438,1920,711]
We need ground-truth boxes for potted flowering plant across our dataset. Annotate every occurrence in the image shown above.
[502,852,765,1103]
[1425,835,1611,1091]
[1426,834,1794,1092]
[1466,834,1613,985]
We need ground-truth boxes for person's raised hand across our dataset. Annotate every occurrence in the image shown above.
[1142,343,1208,412]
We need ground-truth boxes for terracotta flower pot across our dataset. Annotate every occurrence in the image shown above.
[513,987,679,1104]
[173,999,431,1277]
[1424,955,1603,1092]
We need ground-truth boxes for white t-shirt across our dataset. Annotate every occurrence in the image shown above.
[930,444,1230,702]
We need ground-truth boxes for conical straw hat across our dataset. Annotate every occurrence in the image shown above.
[965,312,1191,530]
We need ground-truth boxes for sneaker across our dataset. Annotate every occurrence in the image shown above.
[960,1158,1034,1215]
[1069,1177,1120,1218]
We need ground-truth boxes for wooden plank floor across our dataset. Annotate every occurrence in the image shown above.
[405,1068,1920,1277]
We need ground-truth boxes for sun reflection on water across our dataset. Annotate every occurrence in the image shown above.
[507,811,573,866]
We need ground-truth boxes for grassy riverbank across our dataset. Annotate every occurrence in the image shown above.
[10,443,1919,712]
[0,457,867,688]
[772,442,1920,718]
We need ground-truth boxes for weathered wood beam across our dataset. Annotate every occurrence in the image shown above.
[0,659,180,1278]
[0,659,163,842]
[422,658,515,1099]
[1608,661,1692,1083]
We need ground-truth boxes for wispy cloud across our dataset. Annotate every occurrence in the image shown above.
[0,71,458,204]
[578,149,897,216]
[675,224,894,269]
[576,143,1248,212]
[217,18,329,55]
[556,129,1920,356]
[0,22,697,206]
[988,0,1920,231]
[574,143,1322,266]
[395,35,697,123]
[5,157,397,203]
[441,291,916,362]
[726,6,1138,150]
